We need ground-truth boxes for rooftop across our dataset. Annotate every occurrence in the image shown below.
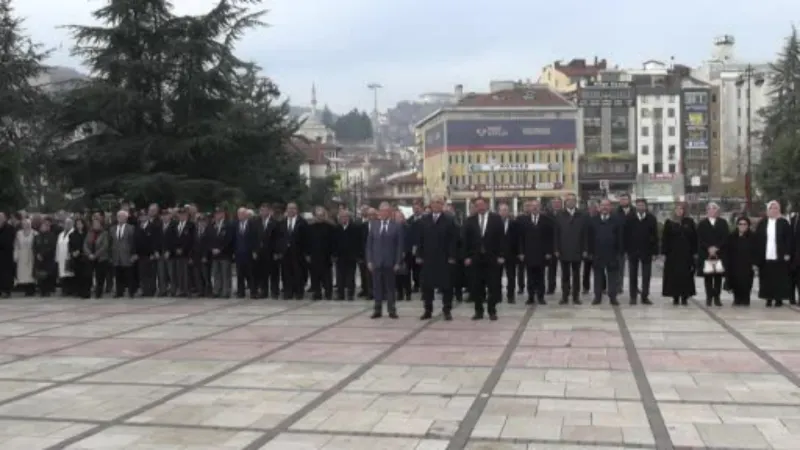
[554,57,608,77]
[457,84,574,108]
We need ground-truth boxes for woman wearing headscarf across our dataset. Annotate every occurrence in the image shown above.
[69,218,90,298]
[13,219,37,296]
[696,202,729,306]
[661,203,697,306]
[754,200,793,307]
[56,218,75,295]
[724,216,757,306]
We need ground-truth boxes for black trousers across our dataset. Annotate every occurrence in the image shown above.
[193,260,210,296]
[423,285,453,313]
[628,256,653,299]
[503,258,517,299]
[450,262,464,301]
[257,256,279,297]
[526,265,545,300]
[560,260,581,300]
[91,261,107,297]
[282,253,305,299]
[582,259,593,292]
[704,274,723,299]
[358,260,371,296]
[791,267,800,303]
[593,263,618,303]
[471,256,501,316]
[0,263,13,295]
[546,256,559,292]
[336,258,356,298]
[410,255,421,290]
[114,265,135,297]
[516,262,525,292]
[396,272,411,299]
[138,257,157,296]
[235,257,254,297]
[309,259,332,298]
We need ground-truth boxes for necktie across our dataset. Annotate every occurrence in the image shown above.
[179,222,184,234]
[381,221,387,234]
[532,215,537,226]
[240,222,245,233]
[433,214,438,222]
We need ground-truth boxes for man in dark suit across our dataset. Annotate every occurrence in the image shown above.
[625,198,658,305]
[282,202,308,300]
[546,197,564,293]
[498,203,519,304]
[171,207,196,297]
[407,200,424,292]
[335,209,361,300]
[582,201,599,294]
[463,197,505,320]
[553,193,587,305]
[366,202,404,319]
[615,193,635,295]
[792,213,800,305]
[233,207,258,298]
[517,199,554,305]
[136,203,163,297]
[0,213,15,298]
[209,208,233,298]
[357,207,376,299]
[191,214,211,297]
[256,203,283,299]
[588,199,624,305]
[157,209,175,296]
[416,195,458,320]
[110,210,138,298]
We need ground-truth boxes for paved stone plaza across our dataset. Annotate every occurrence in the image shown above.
[0,280,799,449]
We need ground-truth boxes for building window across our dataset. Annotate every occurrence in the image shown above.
[668,126,676,136]
[712,131,718,139]
[737,126,742,136]
[641,126,649,137]
[667,108,675,118]
[641,96,648,104]
[668,145,676,159]
[655,162,663,173]
[641,108,651,118]
[711,93,717,102]
[669,164,676,173]
[641,145,650,155]
[642,164,650,173]
[668,96,675,103]
[515,153,520,163]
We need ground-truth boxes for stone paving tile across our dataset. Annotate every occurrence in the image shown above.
[167,313,265,326]
[127,388,320,429]
[494,368,640,400]
[212,326,320,342]
[52,338,184,358]
[260,433,449,450]
[525,318,619,331]
[0,322,68,337]
[473,397,653,445]
[18,312,109,323]
[0,336,89,356]
[725,319,800,333]
[152,340,283,360]
[0,384,177,421]
[208,361,359,390]
[307,327,414,344]
[291,392,474,435]
[344,364,491,395]
[254,314,352,327]
[84,359,237,384]
[116,324,229,339]
[0,380,52,401]
[647,371,800,403]
[508,348,631,370]
[622,318,727,333]
[770,351,800,372]
[629,331,747,349]
[518,330,623,347]
[27,323,145,338]
[409,329,515,346]
[65,425,260,449]
[464,444,625,450]
[339,315,430,328]
[86,313,188,325]
[385,345,501,366]
[639,348,775,372]
[266,342,389,363]
[742,332,800,350]
[0,356,126,381]
[0,420,93,450]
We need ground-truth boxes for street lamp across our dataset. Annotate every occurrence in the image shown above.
[735,65,765,214]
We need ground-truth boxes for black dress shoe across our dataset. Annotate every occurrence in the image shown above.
[370,312,382,319]
[525,299,534,305]
[610,299,620,306]
[443,312,453,321]
[572,299,582,305]
[488,314,498,321]
[537,298,547,305]
[591,299,602,305]
[389,312,399,319]
[471,314,483,320]
[641,297,653,305]
[419,313,432,320]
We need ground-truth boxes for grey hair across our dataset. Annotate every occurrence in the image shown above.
[117,210,129,219]
[706,202,719,210]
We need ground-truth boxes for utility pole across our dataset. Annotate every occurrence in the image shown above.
[367,83,383,153]
[735,65,765,215]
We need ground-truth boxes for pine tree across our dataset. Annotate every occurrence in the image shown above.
[757,27,800,207]
[55,0,306,208]
[0,0,48,210]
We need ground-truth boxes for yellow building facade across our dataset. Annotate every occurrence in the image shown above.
[417,85,580,212]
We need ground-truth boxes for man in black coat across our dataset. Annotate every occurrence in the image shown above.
[625,198,658,305]
[498,203,520,303]
[407,200,424,292]
[463,197,505,320]
[416,196,458,320]
[136,203,163,297]
[517,200,554,305]
[256,203,283,299]
[588,199,624,305]
[546,197,564,293]
[281,202,309,300]
[0,213,15,298]
[335,209,362,300]
[209,208,234,298]
[615,193,635,295]
[171,208,196,297]
[553,194,587,305]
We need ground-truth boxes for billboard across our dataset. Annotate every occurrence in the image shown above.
[424,123,444,154]
[468,163,561,172]
[687,112,706,127]
[445,119,576,150]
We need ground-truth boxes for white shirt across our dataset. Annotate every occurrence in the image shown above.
[567,208,575,216]
[638,213,645,221]
[288,217,294,232]
[117,225,124,240]
[479,213,487,236]
[263,217,270,229]
[433,213,439,222]
[709,218,716,227]
[766,218,778,261]
[178,221,185,234]
[503,219,508,234]
[381,220,388,234]
[531,214,538,225]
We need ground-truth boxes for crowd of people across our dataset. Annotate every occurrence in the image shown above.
[0,194,798,321]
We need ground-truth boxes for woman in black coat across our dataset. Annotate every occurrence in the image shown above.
[754,201,793,307]
[33,220,58,296]
[661,203,697,306]
[68,218,90,298]
[724,216,757,306]
[696,202,729,306]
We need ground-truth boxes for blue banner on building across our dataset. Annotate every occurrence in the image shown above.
[445,119,576,150]
[424,123,444,154]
